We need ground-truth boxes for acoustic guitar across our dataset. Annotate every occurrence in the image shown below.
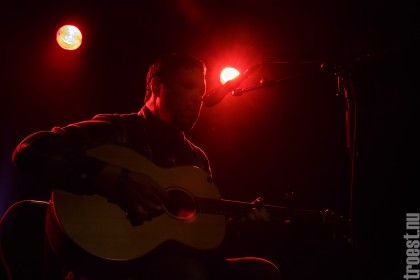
[45,144,330,277]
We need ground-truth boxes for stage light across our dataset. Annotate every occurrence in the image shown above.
[56,25,82,50]
[220,67,240,85]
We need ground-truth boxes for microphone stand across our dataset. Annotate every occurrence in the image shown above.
[329,63,357,246]
[229,61,357,246]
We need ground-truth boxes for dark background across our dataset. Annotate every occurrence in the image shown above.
[1,1,418,279]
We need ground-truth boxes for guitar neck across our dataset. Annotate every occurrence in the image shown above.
[195,197,326,224]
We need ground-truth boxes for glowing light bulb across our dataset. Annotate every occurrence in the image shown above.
[220,67,240,84]
[56,25,82,50]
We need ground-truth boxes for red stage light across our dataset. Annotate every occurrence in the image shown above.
[220,67,240,85]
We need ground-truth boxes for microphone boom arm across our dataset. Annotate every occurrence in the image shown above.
[232,72,309,96]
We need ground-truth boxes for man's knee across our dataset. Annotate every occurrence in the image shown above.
[226,257,282,280]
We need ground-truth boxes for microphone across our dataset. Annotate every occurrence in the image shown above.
[203,64,261,108]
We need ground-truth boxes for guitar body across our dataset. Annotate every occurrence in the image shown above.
[45,144,226,277]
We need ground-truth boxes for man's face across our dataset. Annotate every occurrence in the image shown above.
[157,67,206,131]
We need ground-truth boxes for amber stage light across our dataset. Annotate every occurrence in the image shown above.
[56,25,83,50]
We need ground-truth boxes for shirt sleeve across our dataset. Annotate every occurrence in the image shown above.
[12,118,119,194]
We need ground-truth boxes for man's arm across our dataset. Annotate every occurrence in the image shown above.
[12,120,117,194]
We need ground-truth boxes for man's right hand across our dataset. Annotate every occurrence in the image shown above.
[93,164,168,225]
[119,171,168,225]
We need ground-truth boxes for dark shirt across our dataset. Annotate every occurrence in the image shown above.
[12,106,211,196]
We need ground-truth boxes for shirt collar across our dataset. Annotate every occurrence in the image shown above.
[138,106,185,144]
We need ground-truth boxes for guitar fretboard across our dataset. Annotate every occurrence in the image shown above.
[195,197,325,224]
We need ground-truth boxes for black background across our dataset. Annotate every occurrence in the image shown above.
[1,1,418,279]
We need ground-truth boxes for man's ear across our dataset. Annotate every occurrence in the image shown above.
[150,77,160,97]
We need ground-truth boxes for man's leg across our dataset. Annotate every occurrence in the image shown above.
[226,257,282,280]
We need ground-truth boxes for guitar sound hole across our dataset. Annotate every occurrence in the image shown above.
[164,188,196,219]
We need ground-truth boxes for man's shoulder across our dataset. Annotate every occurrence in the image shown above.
[92,113,142,123]
[184,137,212,173]
[184,137,206,153]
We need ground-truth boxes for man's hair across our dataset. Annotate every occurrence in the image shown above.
[144,53,207,103]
